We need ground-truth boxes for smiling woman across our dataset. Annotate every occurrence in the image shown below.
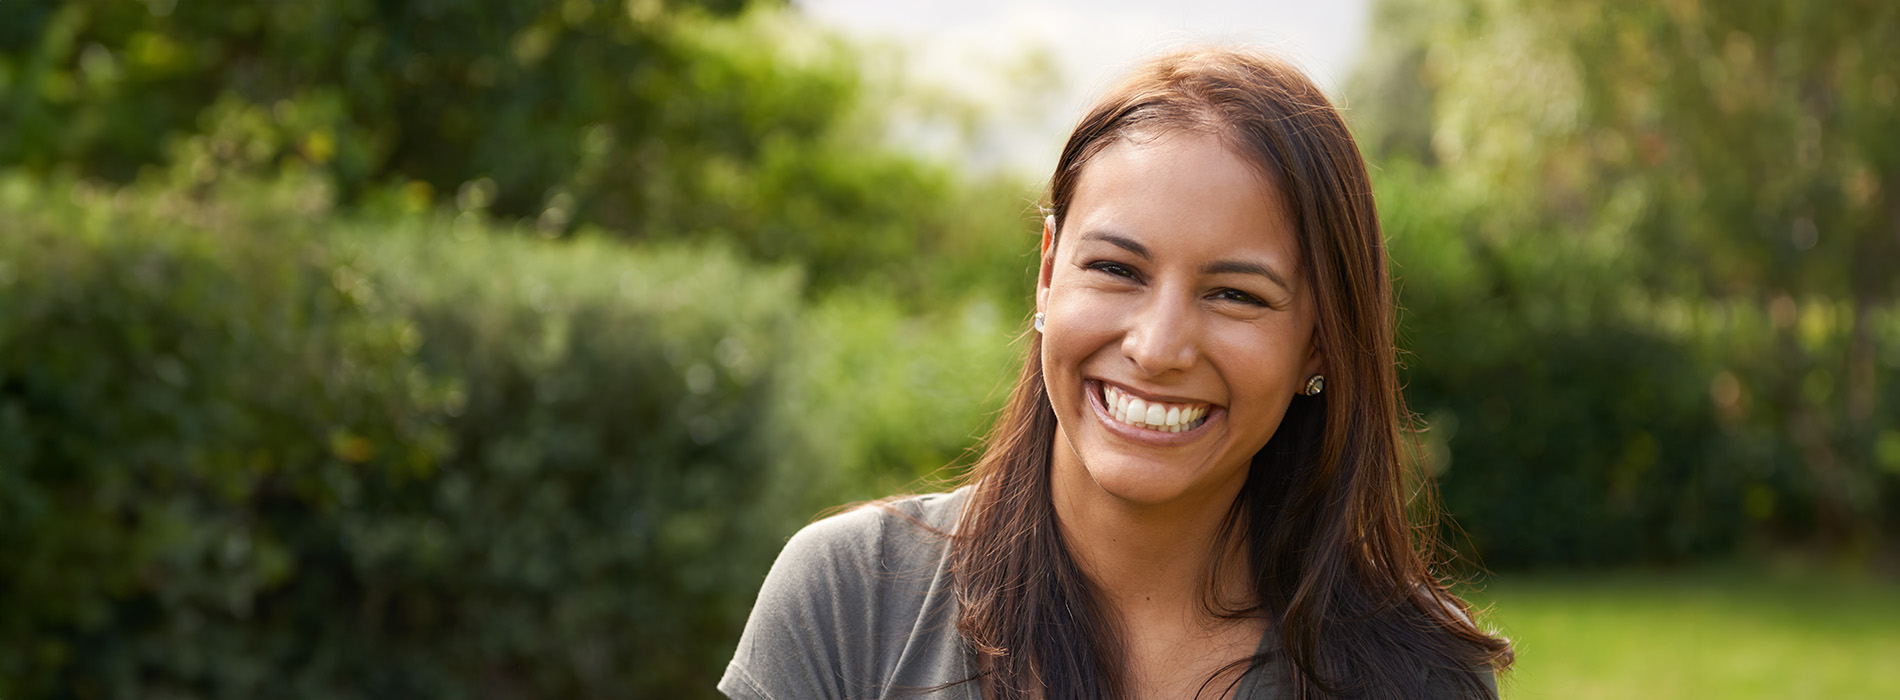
[720,48,1513,700]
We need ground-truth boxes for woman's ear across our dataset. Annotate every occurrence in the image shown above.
[1302,339,1325,385]
[1036,214,1056,314]
[1041,214,1054,257]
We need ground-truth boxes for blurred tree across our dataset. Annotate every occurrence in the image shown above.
[0,0,1033,297]
[2,0,768,209]
[1549,3,1898,511]
[1355,0,1898,552]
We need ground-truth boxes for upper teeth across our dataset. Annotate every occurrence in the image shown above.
[1103,384,1209,433]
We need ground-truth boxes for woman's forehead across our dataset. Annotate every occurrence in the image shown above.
[1060,132,1302,273]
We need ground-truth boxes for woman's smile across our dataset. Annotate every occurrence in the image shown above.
[1087,379,1222,444]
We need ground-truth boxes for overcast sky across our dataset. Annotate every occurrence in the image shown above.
[795,0,1373,176]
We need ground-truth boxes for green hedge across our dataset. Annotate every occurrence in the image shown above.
[1379,162,1899,567]
[1381,163,1743,567]
[343,224,817,697]
[0,173,849,698]
[0,170,1021,697]
[0,175,452,697]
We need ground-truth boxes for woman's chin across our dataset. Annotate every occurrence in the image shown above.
[1062,449,1232,510]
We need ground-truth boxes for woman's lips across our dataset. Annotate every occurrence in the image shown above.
[1086,379,1221,446]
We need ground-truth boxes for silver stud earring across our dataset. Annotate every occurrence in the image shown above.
[1303,374,1325,396]
[1033,312,1046,333]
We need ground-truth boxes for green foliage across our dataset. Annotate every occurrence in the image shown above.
[0,174,741,696]
[0,169,1014,697]
[0,173,451,697]
[1355,0,1900,562]
[3,0,763,195]
[1,1,1042,693]
[341,220,813,697]
[1382,164,1743,565]
[0,0,1033,296]
[780,292,1024,501]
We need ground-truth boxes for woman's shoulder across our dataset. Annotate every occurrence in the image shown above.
[776,488,968,576]
[797,488,968,542]
[720,488,974,700]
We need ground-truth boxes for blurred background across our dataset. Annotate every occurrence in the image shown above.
[0,0,1895,698]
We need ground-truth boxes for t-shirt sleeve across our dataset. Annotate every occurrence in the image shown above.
[719,507,888,700]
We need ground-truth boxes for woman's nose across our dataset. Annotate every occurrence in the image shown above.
[1121,295,1198,376]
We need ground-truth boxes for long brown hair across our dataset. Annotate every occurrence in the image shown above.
[949,48,1513,699]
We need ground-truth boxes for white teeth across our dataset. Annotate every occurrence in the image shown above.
[1101,384,1211,433]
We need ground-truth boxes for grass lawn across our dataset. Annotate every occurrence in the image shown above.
[1462,563,1900,699]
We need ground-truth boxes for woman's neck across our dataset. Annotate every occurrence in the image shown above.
[1046,434,1266,698]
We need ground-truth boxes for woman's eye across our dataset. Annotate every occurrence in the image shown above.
[1214,288,1269,307]
[1087,261,1139,280]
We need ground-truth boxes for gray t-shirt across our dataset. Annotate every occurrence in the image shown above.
[719,489,1494,699]
[719,489,1290,699]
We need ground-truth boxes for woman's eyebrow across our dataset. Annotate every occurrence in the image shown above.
[1081,230,1291,291]
[1081,231,1152,260]
[1202,259,1291,292]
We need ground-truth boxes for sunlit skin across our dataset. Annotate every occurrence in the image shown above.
[1034,130,1322,697]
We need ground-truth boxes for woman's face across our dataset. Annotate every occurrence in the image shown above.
[1037,130,1321,509]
